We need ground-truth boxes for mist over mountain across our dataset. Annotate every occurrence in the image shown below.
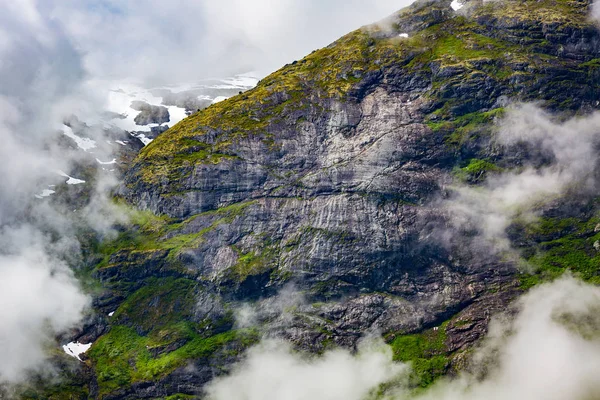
[2,0,600,399]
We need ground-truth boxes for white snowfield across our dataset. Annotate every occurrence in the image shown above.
[34,189,55,199]
[105,84,165,133]
[101,73,259,145]
[168,106,187,126]
[35,74,260,201]
[399,33,409,38]
[212,96,228,104]
[62,126,97,151]
[58,171,86,185]
[131,132,152,146]
[62,341,92,362]
[96,158,117,165]
[220,74,260,89]
[451,0,464,10]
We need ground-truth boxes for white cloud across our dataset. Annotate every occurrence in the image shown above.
[0,228,88,382]
[414,276,600,400]
[436,104,600,256]
[49,0,413,85]
[208,276,600,400]
[0,0,117,383]
[206,336,406,400]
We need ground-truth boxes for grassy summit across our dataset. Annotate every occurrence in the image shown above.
[131,0,594,194]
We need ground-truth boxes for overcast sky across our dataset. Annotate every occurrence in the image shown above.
[48,0,414,85]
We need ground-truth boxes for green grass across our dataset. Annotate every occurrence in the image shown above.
[427,108,505,145]
[453,159,502,183]
[519,214,600,289]
[427,31,509,65]
[20,381,89,400]
[472,0,589,26]
[89,325,259,397]
[225,240,281,282]
[95,200,256,270]
[388,322,450,388]
[83,201,262,398]
[113,277,197,334]
[580,58,600,68]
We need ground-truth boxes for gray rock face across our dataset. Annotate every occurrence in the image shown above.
[131,100,170,125]
[129,89,448,218]
[121,68,518,345]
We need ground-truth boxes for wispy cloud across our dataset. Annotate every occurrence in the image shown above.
[0,0,120,383]
[429,104,600,259]
[206,335,406,400]
[0,227,89,383]
[413,275,600,400]
[49,0,411,85]
[206,276,600,400]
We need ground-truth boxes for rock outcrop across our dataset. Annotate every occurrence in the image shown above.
[131,101,170,126]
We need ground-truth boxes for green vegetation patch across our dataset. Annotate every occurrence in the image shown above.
[427,108,505,145]
[20,379,90,400]
[96,200,255,270]
[82,201,262,398]
[162,395,196,400]
[225,240,281,282]
[519,214,600,289]
[388,322,450,388]
[472,0,590,26]
[453,158,502,183]
[113,277,197,333]
[417,27,514,69]
[89,325,259,397]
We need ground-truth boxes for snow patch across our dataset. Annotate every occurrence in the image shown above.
[108,311,115,317]
[220,73,259,88]
[91,73,261,139]
[104,82,163,133]
[58,171,86,185]
[62,341,92,362]
[451,0,464,10]
[96,158,117,165]
[131,132,153,146]
[212,96,229,104]
[62,126,97,151]
[103,82,187,133]
[66,177,86,185]
[167,105,187,126]
[398,33,409,38]
[34,189,55,199]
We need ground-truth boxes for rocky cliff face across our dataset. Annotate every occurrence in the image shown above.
[25,0,600,398]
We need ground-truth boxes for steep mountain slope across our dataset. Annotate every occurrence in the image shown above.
[27,0,600,398]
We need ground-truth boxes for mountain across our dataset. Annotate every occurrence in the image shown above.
[23,0,600,398]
